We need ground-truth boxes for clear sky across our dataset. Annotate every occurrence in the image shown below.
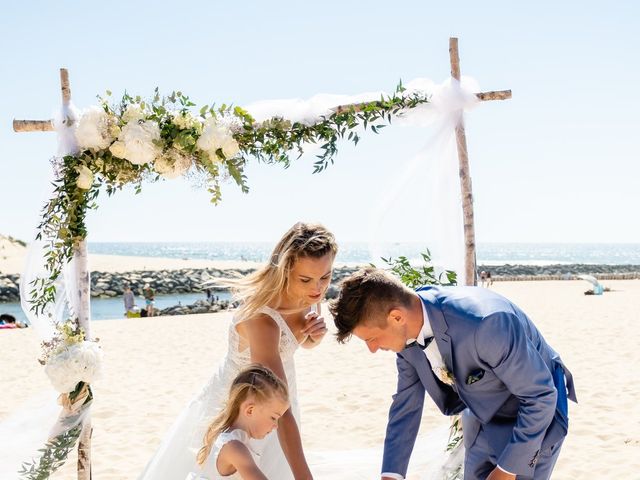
[1,1,638,244]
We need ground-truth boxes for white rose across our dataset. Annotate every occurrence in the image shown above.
[221,137,240,159]
[120,121,162,165]
[196,117,238,161]
[154,149,192,179]
[44,341,103,393]
[76,106,115,150]
[122,103,145,123]
[75,165,94,190]
[109,141,126,158]
[173,112,196,130]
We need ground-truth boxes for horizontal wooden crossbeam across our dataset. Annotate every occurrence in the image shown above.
[13,89,512,133]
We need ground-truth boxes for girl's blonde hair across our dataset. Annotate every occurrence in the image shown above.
[229,222,337,321]
[196,364,289,466]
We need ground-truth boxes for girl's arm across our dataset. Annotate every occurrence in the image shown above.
[247,314,313,480]
[222,441,268,480]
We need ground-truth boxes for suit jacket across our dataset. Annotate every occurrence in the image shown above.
[381,286,577,477]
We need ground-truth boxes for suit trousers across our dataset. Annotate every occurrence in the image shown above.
[463,423,565,480]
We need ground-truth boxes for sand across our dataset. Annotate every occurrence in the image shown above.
[1,279,639,479]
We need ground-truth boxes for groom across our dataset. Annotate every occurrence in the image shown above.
[329,267,576,480]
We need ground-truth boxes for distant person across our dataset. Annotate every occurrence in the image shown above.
[0,313,26,329]
[486,270,493,287]
[143,283,156,317]
[205,288,213,304]
[479,270,488,287]
[123,284,136,316]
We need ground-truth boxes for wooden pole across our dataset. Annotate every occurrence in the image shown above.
[74,239,92,480]
[449,37,477,286]
[58,68,92,480]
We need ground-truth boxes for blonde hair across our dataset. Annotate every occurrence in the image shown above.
[228,222,337,321]
[196,364,289,466]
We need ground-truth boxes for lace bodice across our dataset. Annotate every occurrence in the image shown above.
[201,306,301,422]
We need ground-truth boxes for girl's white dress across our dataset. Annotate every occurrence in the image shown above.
[185,429,259,480]
[139,306,300,480]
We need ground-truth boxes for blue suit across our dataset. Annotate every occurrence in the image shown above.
[382,286,577,479]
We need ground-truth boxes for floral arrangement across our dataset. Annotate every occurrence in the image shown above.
[19,320,100,479]
[29,83,429,315]
[40,320,103,393]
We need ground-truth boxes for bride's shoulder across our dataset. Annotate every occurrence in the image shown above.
[237,310,281,335]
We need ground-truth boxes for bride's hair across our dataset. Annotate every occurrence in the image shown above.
[196,364,289,466]
[228,222,337,321]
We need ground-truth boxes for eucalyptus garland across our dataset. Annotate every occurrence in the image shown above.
[29,82,429,315]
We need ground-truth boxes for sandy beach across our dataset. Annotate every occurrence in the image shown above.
[1,278,639,479]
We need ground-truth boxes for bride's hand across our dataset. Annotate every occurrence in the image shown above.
[301,310,327,345]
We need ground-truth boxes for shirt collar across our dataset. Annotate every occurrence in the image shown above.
[405,296,434,346]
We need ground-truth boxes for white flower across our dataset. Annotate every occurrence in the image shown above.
[109,140,127,158]
[45,341,103,393]
[119,121,162,165]
[172,111,197,130]
[154,149,192,179]
[75,165,94,190]
[75,106,115,150]
[122,103,146,123]
[196,117,240,161]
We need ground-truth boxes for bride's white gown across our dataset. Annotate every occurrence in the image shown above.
[138,306,301,479]
[139,305,460,480]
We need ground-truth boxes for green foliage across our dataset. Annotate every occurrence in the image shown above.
[18,383,93,480]
[18,425,82,480]
[379,249,457,288]
[30,82,429,315]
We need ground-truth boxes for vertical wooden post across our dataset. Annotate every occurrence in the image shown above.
[59,68,92,480]
[74,240,92,480]
[449,37,477,286]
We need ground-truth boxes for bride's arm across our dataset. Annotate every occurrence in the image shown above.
[247,314,313,480]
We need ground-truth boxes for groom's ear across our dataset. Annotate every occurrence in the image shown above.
[388,308,406,326]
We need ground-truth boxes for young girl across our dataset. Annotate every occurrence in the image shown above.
[187,365,290,480]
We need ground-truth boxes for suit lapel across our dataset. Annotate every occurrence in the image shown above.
[400,341,451,413]
[418,290,455,375]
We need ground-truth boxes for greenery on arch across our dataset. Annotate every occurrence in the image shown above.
[31,82,430,314]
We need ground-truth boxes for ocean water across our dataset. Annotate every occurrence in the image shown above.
[3,242,639,325]
[2,291,232,325]
[88,241,640,266]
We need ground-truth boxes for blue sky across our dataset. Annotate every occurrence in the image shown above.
[1,1,638,244]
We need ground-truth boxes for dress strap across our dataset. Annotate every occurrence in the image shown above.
[258,306,298,343]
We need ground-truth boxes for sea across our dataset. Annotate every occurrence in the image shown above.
[3,242,639,324]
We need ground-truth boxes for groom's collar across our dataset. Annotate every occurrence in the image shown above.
[415,287,450,336]
[406,297,434,347]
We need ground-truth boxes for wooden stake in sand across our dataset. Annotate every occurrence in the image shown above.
[449,37,511,286]
[14,68,93,480]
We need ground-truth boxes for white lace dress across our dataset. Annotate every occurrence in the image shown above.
[185,429,259,480]
[139,306,301,480]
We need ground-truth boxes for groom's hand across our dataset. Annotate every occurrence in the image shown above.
[486,467,516,480]
[301,310,327,344]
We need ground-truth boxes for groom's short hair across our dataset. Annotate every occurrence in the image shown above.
[329,267,414,343]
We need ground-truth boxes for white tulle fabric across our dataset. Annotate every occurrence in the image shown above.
[139,306,301,480]
[244,76,479,284]
[0,102,92,477]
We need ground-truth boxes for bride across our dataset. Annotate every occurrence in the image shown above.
[139,222,337,480]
